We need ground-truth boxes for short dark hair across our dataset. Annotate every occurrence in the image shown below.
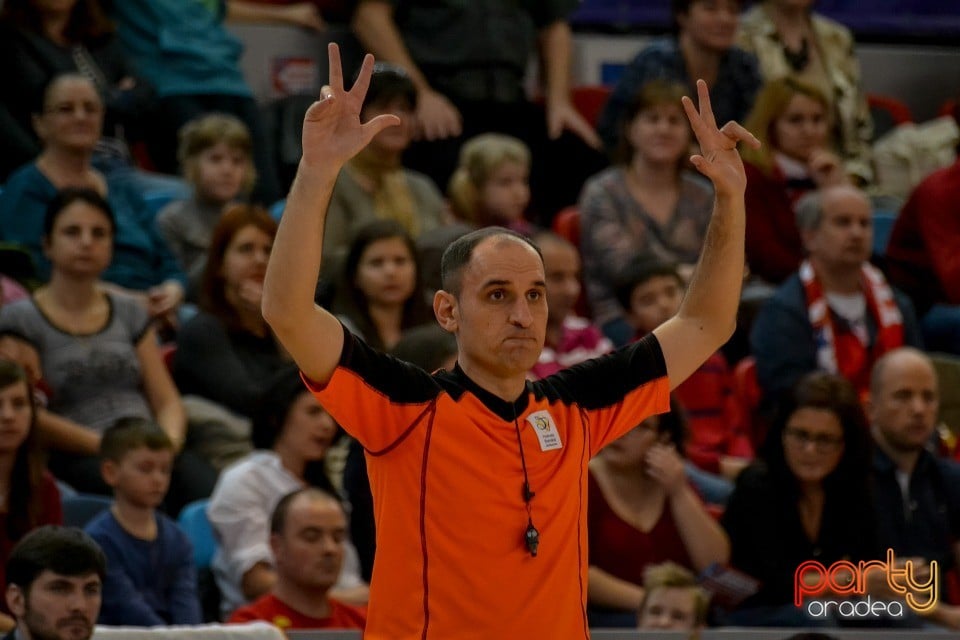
[6,526,106,591]
[362,64,417,114]
[270,487,343,536]
[99,417,173,463]
[43,187,115,239]
[391,324,458,371]
[670,0,741,32]
[613,257,684,311]
[439,226,543,297]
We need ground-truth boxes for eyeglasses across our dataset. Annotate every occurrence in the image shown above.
[783,427,844,452]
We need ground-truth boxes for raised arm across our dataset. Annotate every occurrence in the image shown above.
[261,45,400,384]
[653,80,759,390]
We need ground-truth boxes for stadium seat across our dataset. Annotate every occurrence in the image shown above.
[177,499,218,569]
[868,93,913,141]
[872,210,897,257]
[570,85,613,129]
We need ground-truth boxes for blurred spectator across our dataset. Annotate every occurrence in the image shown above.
[636,562,709,635]
[323,64,444,279]
[157,114,257,296]
[0,0,155,180]
[0,361,63,629]
[103,0,280,203]
[226,1,327,31]
[342,324,457,581]
[587,405,729,627]
[886,158,960,355]
[3,526,105,640]
[738,0,873,182]
[0,189,215,510]
[581,80,713,346]
[721,372,878,626]
[208,367,367,619]
[741,77,850,285]
[332,220,433,352]
[598,0,759,155]
[750,186,921,403]
[616,257,752,481]
[0,74,187,329]
[228,488,367,631]
[85,418,201,626]
[351,0,605,220]
[868,348,960,631]
[529,232,611,379]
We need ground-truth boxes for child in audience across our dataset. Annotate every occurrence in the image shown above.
[84,417,202,626]
[637,562,709,635]
[156,113,256,296]
[616,257,753,482]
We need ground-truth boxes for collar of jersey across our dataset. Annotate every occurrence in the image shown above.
[437,363,531,422]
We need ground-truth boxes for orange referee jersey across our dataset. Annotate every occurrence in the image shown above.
[304,326,670,639]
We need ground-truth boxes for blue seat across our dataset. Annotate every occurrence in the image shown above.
[177,499,218,569]
[873,210,897,257]
[62,493,113,528]
[269,198,286,221]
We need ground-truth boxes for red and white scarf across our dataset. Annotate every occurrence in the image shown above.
[800,259,904,395]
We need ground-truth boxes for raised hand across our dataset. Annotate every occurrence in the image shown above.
[301,44,401,170]
[681,79,760,197]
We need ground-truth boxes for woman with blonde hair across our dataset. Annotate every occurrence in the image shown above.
[741,76,850,285]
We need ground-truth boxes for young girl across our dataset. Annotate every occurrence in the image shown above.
[447,133,534,234]
[156,113,256,294]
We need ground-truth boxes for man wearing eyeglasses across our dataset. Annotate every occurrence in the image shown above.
[868,347,960,630]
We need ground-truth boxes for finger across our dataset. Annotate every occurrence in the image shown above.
[350,53,376,100]
[695,79,717,130]
[362,113,402,141]
[719,121,761,149]
[327,43,344,92]
[689,154,717,181]
[682,95,712,145]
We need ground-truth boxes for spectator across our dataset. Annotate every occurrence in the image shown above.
[741,77,850,285]
[587,404,729,626]
[173,206,287,421]
[228,488,366,631]
[637,562,709,636]
[351,0,605,220]
[0,188,215,509]
[722,372,878,626]
[0,361,63,629]
[581,80,714,346]
[84,418,201,626]
[156,114,257,295]
[750,185,921,403]
[3,526,105,640]
[0,0,155,179]
[598,0,759,155]
[0,73,187,329]
[738,0,873,182]
[332,220,433,352]
[225,1,327,31]
[342,324,458,581]
[885,157,960,354]
[322,64,444,277]
[868,348,960,631]
[615,257,752,482]
[208,367,367,619]
[529,232,611,379]
[103,0,280,203]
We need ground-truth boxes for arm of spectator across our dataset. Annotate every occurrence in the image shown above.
[653,81,759,390]
[240,561,276,601]
[36,410,101,456]
[227,1,325,31]
[351,0,461,140]
[647,443,731,571]
[587,566,644,610]
[137,325,186,451]
[262,46,399,385]
[168,531,203,624]
[718,455,750,480]
[537,20,600,149]
[0,613,13,632]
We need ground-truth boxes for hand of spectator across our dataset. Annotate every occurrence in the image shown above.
[546,98,601,149]
[282,2,325,31]
[414,88,462,141]
[117,76,137,91]
[147,281,185,319]
[808,148,850,187]
[681,79,760,198]
[0,612,14,633]
[302,45,401,170]
[0,334,42,384]
[645,443,686,496]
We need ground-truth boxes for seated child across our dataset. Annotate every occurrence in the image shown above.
[615,257,753,488]
[84,418,202,625]
[637,562,710,634]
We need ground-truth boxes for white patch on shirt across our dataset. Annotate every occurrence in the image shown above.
[526,410,563,451]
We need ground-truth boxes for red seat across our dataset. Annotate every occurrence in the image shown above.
[732,356,766,449]
[570,85,612,129]
[867,93,913,125]
[552,205,581,248]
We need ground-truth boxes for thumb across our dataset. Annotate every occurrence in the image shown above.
[362,113,402,141]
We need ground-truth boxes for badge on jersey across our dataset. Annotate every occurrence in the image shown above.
[526,410,562,451]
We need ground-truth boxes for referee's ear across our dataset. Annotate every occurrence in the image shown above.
[433,289,458,334]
